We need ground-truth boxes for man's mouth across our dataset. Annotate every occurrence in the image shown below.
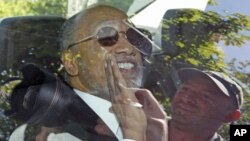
[117,62,135,70]
[115,58,143,87]
[114,55,142,80]
[117,62,136,74]
[175,103,197,114]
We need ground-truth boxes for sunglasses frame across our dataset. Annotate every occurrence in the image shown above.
[67,19,161,56]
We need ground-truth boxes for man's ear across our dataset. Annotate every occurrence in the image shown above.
[61,51,78,76]
[224,109,241,123]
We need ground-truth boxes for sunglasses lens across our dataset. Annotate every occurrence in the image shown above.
[97,27,118,46]
[126,28,152,56]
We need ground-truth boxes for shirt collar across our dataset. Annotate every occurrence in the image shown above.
[73,89,123,140]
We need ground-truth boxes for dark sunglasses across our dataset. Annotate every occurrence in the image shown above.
[67,26,153,56]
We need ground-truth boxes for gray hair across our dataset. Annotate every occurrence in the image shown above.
[59,12,84,51]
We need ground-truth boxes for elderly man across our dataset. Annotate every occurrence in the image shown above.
[99,67,244,141]
[58,4,152,141]
[6,4,156,141]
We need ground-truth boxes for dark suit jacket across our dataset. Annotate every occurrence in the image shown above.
[5,64,118,141]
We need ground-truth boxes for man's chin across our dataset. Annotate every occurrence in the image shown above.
[124,77,142,88]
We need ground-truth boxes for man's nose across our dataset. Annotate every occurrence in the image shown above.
[181,92,196,104]
[113,35,136,55]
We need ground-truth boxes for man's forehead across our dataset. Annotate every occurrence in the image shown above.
[75,18,133,36]
[94,19,132,29]
[77,6,127,24]
[74,12,130,32]
[183,78,226,96]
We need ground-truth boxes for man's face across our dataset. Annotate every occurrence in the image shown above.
[72,16,143,96]
[171,77,232,130]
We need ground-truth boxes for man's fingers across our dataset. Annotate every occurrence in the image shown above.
[146,117,168,141]
[110,55,127,89]
[106,54,138,102]
[111,103,144,119]
[135,89,167,118]
[134,89,154,105]
[97,118,105,125]
[94,124,115,137]
[109,106,114,113]
[105,54,117,102]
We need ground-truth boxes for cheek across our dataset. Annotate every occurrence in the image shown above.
[171,94,181,107]
[79,44,107,66]
[78,47,107,84]
[172,92,182,102]
[136,53,143,64]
